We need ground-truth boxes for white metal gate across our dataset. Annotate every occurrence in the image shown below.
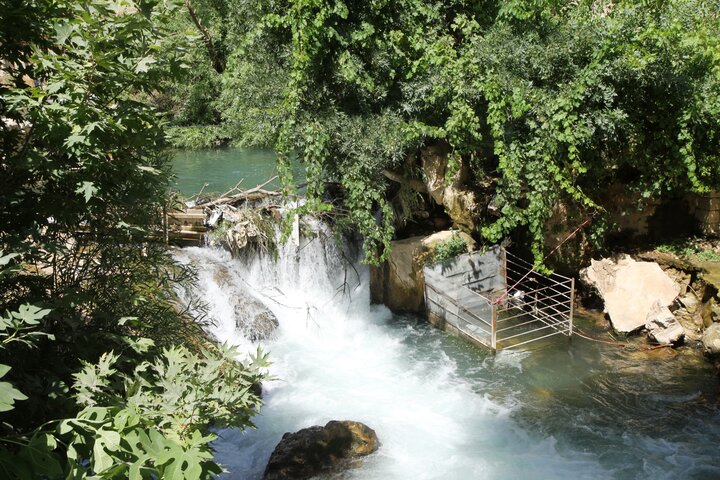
[424,247,574,351]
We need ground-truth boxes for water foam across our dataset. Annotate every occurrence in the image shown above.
[175,230,607,479]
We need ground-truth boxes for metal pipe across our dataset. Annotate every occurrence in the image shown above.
[501,330,566,350]
[498,322,556,342]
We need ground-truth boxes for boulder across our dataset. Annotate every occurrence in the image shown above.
[645,301,684,345]
[702,323,720,356]
[581,256,681,333]
[263,420,379,480]
[234,293,279,341]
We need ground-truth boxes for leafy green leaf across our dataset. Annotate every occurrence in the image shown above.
[0,377,28,412]
[75,181,98,203]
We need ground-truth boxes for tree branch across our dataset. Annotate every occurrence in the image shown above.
[382,169,427,193]
[184,0,225,74]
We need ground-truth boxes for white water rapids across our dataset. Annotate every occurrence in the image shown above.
[173,226,720,480]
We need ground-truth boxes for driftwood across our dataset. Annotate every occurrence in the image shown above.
[202,176,282,208]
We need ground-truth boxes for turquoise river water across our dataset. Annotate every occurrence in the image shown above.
[171,148,302,197]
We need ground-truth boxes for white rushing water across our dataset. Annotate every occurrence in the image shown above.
[173,224,615,480]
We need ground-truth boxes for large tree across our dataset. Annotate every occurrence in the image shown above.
[0,1,266,477]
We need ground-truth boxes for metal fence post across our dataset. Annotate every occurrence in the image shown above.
[568,278,575,337]
[491,303,497,350]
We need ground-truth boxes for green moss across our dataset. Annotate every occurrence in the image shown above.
[656,237,720,262]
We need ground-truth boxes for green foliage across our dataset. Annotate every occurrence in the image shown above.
[656,237,720,262]
[56,344,267,479]
[1,1,269,477]
[0,253,268,479]
[426,233,469,264]
[166,0,720,264]
[166,125,231,149]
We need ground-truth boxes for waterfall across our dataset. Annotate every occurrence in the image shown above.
[173,221,698,479]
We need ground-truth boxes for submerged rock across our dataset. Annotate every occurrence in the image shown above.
[263,420,379,480]
[645,301,684,345]
[580,256,680,333]
[234,293,279,341]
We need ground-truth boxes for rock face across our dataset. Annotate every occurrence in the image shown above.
[420,143,479,231]
[370,230,475,312]
[645,301,684,344]
[673,294,706,341]
[703,323,720,356]
[263,421,379,480]
[581,256,681,333]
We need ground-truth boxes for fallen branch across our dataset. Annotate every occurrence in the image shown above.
[203,176,280,208]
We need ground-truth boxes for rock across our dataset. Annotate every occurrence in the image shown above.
[678,294,701,314]
[420,143,452,205]
[634,251,702,274]
[664,268,692,296]
[370,235,426,312]
[221,221,260,254]
[702,323,720,356]
[234,293,279,341]
[421,230,476,252]
[699,261,720,293]
[369,231,475,312]
[674,307,704,342]
[419,143,479,231]
[645,301,684,344]
[712,300,720,322]
[580,256,681,333]
[543,202,592,275]
[442,187,479,231]
[263,420,379,480]
[701,300,714,328]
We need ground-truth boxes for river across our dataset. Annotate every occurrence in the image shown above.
[171,148,302,196]
[174,242,720,480]
[172,149,720,479]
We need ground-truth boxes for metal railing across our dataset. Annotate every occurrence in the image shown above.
[424,248,574,351]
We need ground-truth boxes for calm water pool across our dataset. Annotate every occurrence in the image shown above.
[171,148,303,197]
